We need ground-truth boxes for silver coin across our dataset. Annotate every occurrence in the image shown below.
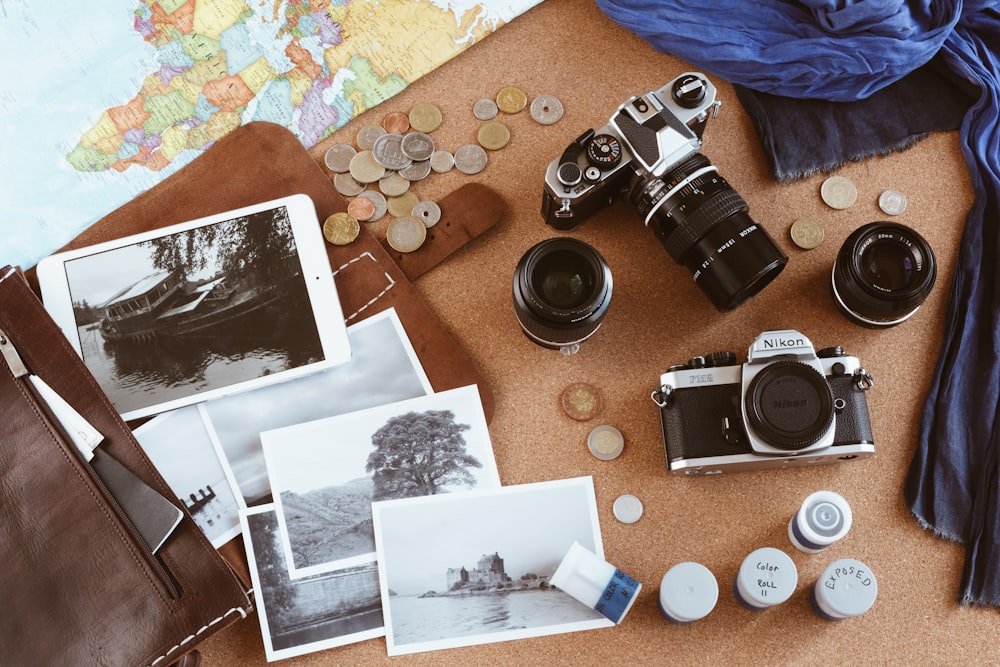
[371,133,412,170]
[399,159,432,181]
[613,494,643,524]
[878,189,908,215]
[473,97,498,120]
[821,175,857,210]
[400,131,435,161]
[587,424,624,461]
[386,215,427,253]
[333,171,365,197]
[454,143,488,175]
[356,125,386,151]
[530,94,564,125]
[412,200,442,228]
[430,150,454,173]
[323,143,356,173]
[355,189,387,221]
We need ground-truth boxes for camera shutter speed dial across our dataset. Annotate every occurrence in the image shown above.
[586,134,622,170]
[672,74,708,109]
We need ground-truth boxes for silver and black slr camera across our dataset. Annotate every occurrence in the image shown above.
[541,73,787,312]
[652,330,875,475]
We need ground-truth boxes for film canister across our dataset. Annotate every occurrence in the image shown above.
[789,491,853,553]
[812,558,878,621]
[549,541,642,624]
[734,547,798,611]
[658,562,719,624]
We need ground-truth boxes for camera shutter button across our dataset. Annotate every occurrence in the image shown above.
[557,161,583,188]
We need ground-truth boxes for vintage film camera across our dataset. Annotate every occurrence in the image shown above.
[541,73,787,312]
[652,330,875,475]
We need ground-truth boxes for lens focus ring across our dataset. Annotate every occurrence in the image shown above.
[661,186,747,260]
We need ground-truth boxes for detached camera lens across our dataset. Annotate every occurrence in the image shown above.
[513,238,613,353]
[832,222,936,328]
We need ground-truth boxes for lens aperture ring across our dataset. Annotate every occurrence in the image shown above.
[660,185,748,260]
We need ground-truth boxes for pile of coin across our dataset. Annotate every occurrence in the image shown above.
[321,86,563,252]
[792,176,911,250]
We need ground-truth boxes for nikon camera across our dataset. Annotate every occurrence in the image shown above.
[652,330,875,475]
[541,73,787,312]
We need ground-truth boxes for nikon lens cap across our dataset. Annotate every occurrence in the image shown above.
[744,361,834,450]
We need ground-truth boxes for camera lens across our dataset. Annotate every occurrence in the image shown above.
[832,222,936,328]
[512,238,613,352]
[744,361,835,451]
[629,153,787,311]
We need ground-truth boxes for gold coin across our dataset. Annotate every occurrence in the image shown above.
[348,150,386,184]
[323,212,360,246]
[387,191,420,218]
[477,120,510,150]
[408,102,443,133]
[347,196,377,222]
[386,216,427,253]
[382,111,410,134]
[560,382,602,421]
[790,217,825,249]
[378,172,410,197]
[496,86,527,114]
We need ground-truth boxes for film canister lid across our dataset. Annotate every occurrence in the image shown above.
[549,541,642,625]
[734,547,798,611]
[658,562,719,623]
[789,490,853,553]
[812,558,878,621]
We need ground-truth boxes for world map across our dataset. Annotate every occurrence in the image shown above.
[0,0,540,270]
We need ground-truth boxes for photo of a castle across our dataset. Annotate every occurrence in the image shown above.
[437,552,551,595]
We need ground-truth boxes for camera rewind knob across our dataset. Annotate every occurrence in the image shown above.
[672,74,707,109]
[705,351,737,367]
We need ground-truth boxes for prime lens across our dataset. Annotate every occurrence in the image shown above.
[512,238,613,353]
[832,222,936,328]
[630,153,787,311]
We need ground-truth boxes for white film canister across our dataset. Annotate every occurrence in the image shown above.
[812,558,878,620]
[549,541,642,624]
[789,491,853,553]
[658,562,719,623]
[734,547,798,611]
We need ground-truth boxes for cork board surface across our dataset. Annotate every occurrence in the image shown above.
[200,1,993,664]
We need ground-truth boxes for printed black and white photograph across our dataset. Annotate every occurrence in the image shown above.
[38,195,350,421]
[262,384,501,579]
[203,308,432,507]
[241,505,383,661]
[371,476,611,655]
[133,406,241,548]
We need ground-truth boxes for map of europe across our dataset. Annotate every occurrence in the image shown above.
[0,0,540,270]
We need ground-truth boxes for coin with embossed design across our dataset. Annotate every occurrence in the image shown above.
[878,189,907,215]
[473,97,499,120]
[348,150,385,183]
[790,217,825,250]
[323,212,360,245]
[333,172,365,197]
[401,132,435,161]
[356,125,386,151]
[323,143,356,173]
[386,216,427,253]
[821,175,857,210]
[430,150,454,173]
[372,133,412,171]
[478,120,510,150]
[496,86,527,114]
[387,191,420,218]
[381,111,409,134]
[355,190,387,221]
[412,200,441,228]
[347,196,376,222]
[408,102,442,133]
[454,143,488,175]
[399,159,432,181]
[530,94,564,125]
[378,172,410,197]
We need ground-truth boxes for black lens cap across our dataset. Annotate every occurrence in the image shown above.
[744,361,834,450]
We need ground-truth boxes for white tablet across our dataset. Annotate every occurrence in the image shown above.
[37,193,351,421]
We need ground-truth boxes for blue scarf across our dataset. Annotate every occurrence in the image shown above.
[595,0,1000,606]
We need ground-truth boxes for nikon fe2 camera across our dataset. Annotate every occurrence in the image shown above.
[652,330,875,475]
[542,73,787,312]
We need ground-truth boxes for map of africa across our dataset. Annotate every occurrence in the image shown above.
[0,0,540,270]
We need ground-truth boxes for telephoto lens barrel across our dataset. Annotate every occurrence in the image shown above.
[832,222,936,328]
[512,238,613,354]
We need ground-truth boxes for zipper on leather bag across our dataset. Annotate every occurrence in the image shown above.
[0,329,181,600]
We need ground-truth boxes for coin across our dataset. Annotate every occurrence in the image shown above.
[372,133,412,170]
[356,125,386,151]
[400,131,435,161]
[322,212,360,245]
[399,159,432,181]
[473,98,499,120]
[587,424,624,461]
[378,172,410,197]
[381,111,409,134]
[496,85,527,113]
[454,143,488,175]
[386,215,427,253]
[477,120,510,150]
[613,494,643,524]
[408,102,442,133]
[412,200,442,228]
[387,191,420,218]
[820,175,857,209]
[530,94,564,125]
[323,143,356,173]
[430,150,455,173]
[560,382,602,421]
[355,190,387,221]
[790,217,825,250]
[348,150,386,183]
[333,172,365,197]
[878,189,907,215]
[347,195,377,222]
